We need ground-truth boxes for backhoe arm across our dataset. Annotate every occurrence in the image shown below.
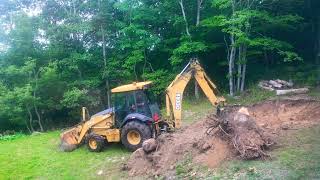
[165,59,225,129]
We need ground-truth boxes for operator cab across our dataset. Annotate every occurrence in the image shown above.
[111,82,161,128]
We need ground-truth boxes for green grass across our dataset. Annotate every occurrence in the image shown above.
[308,87,320,100]
[180,86,276,125]
[182,98,213,125]
[225,86,276,106]
[0,131,130,180]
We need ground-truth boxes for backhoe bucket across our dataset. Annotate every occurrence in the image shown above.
[59,126,81,152]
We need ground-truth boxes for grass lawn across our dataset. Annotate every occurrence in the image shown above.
[0,131,131,180]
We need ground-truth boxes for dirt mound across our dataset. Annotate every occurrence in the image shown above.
[125,117,230,176]
[125,99,320,176]
[250,99,320,132]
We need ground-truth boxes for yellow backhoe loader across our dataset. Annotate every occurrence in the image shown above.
[60,59,225,152]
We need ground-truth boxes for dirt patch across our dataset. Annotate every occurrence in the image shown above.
[250,99,320,132]
[124,99,320,177]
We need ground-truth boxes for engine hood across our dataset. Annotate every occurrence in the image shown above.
[91,107,114,118]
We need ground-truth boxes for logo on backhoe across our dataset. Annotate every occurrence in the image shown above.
[175,93,181,110]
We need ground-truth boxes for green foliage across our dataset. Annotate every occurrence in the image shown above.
[61,88,89,108]
[0,0,317,132]
[0,133,26,141]
[61,87,100,109]
[142,70,174,97]
[175,154,193,176]
[279,51,303,62]
[170,40,208,65]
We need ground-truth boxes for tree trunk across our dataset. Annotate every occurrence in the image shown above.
[229,34,236,96]
[32,69,43,132]
[228,0,237,96]
[194,0,203,100]
[34,103,43,132]
[240,46,247,92]
[194,80,200,99]
[178,0,190,36]
[196,0,203,26]
[264,50,269,71]
[101,25,111,108]
[237,46,242,92]
[316,17,320,86]
[106,80,111,108]
[26,105,34,132]
[276,88,309,96]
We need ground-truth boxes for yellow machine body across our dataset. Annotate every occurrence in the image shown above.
[111,81,152,93]
[165,59,225,128]
[60,107,120,148]
[60,59,224,151]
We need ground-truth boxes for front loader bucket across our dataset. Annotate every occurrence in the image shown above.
[59,127,81,152]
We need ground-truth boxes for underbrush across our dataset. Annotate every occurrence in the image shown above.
[308,87,320,99]
[225,86,275,105]
[0,133,26,141]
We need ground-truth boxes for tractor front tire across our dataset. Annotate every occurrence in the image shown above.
[86,134,105,152]
[121,121,152,151]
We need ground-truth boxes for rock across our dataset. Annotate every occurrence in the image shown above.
[200,142,212,153]
[97,170,103,175]
[142,138,158,153]
[132,148,145,158]
[31,131,42,136]
[281,123,290,130]
[248,167,256,173]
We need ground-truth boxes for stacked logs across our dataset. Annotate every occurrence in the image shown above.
[258,79,293,91]
[258,79,309,95]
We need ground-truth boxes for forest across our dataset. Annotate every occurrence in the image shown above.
[0,0,319,133]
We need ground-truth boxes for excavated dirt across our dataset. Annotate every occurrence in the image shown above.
[125,99,320,177]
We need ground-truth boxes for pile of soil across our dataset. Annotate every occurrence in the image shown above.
[124,99,320,176]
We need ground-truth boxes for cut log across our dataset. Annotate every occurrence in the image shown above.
[259,79,294,91]
[258,82,274,91]
[276,88,309,95]
[269,80,283,88]
[275,79,293,87]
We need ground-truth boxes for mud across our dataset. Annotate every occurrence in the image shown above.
[125,99,320,176]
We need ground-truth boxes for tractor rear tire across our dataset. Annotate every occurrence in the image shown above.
[86,134,105,152]
[121,121,152,151]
